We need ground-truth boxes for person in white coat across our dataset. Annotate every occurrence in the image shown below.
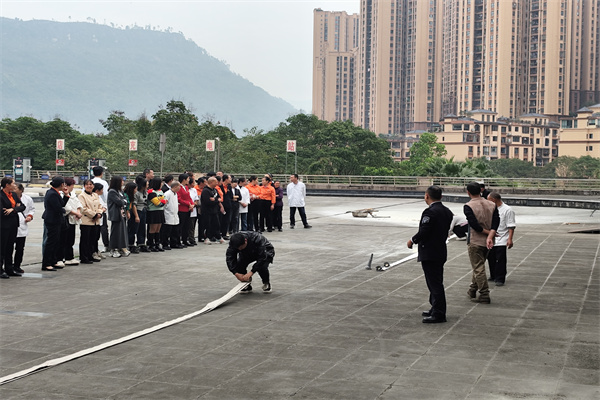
[161,181,181,250]
[14,184,35,273]
[286,174,311,229]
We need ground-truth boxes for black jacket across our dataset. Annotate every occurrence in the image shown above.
[201,186,220,215]
[0,190,25,229]
[42,188,68,226]
[411,201,453,263]
[226,231,275,274]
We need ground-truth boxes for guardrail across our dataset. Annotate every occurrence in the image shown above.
[2,170,600,191]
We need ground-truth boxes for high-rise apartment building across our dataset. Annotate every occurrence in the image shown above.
[313,0,600,138]
[356,0,443,135]
[312,9,359,123]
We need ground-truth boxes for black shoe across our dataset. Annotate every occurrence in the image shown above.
[130,246,140,254]
[150,246,159,252]
[278,228,282,232]
[240,284,253,293]
[222,235,230,240]
[304,225,312,229]
[92,258,101,262]
[139,246,151,253]
[81,260,94,264]
[423,315,447,323]
[163,246,172,250]
[15,267,25,274]
[1,272,9,279]
[289,225,294,229]
[495,282,505,287]
[157,245,165,252]
[267,229,272,232]
[7,271,22,277]
[41,266,57,272]
[262,283,271,293]
[421,310,432,317]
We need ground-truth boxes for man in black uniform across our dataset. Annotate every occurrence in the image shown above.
[226,231,274,293]
[407,185,453,323]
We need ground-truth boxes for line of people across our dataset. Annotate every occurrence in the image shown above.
[0,169,312,276]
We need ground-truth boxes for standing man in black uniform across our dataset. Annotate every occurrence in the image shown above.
[226,231,274,293]
[407,185,453,323]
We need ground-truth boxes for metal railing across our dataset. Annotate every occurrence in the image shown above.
[2,170,600,191]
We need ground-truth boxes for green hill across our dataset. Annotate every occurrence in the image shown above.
[0,18,298,134]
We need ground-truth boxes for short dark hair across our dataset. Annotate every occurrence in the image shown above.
[249,175,257,182]
[197,177,206,185]
[50,176,65,188]
[292,173,299,179]
[135,175,147,191]
[149,177,162,191]
[238,177,246,184]
[1,177,14,188]
[206,172,217,177]
[178,173,189,183]
[426,185,442,201]
[143,168,153,176]
[82,179,93,187]
[264,176,271,183]
[229,233,246,249]
[488,192,502,200]
[64,177,76,186]
[163,174,174,184]
[92,166,104,177]
[93,183,104,192]
[109,176,123,191]
[223,174,230,181]
[466,181,481,196]
[17,183,25,191]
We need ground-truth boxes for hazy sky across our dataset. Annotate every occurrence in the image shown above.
[1,0,360,112]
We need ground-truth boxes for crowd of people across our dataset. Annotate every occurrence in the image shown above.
[0,168,312,277]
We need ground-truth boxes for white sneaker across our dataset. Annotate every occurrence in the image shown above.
[120,249,131,257]
[65,259,79,265]
[55,261,65,267]
[110,250,121,258]
[94,251,106,259]
[92,254,102,261]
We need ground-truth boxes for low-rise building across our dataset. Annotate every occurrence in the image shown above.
[559,104,600,158]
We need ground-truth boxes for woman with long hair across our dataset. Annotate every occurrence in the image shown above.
[146,177,166,252]
[107,176,128,258]
[59,177,83,266]
[123,181,139,253]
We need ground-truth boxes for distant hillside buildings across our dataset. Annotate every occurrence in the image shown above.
[312,0,600,162]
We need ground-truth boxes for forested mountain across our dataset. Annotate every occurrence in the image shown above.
[1,18,297,133]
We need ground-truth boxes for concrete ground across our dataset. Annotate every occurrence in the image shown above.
[0,196,598,399]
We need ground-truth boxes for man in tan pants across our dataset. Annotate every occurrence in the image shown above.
[464,181,499,304]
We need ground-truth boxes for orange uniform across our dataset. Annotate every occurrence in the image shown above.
[246,183,262,201]
[259,184,276,204]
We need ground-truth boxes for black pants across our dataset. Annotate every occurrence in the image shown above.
[136,208,147,246]
[487,246,507,283]
[229,205,239,233]
[290,206,308,227]
[233,253,272,284]
[273,205,283,229]
[178,211,191,245]
[188,216,197,242]
[14,236,26,269]
[1,224,18,274]
[220,208,231,237]
[197,213,206,241]
[42,223,61,267]
[259,200,272,231]
[248,201,259,231]
[100,213,109,247]
[161,224,179,247]
[421,260,447,318]
[205,213,221,240]
[93,225,101,253]
[79,225,95,262]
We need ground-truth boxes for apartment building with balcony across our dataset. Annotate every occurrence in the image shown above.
[559,104,600,157]
[312,9,360,123]
[436,109,559,166]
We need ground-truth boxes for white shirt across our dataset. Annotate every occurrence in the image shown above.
[239,186,250,214]
[98,196,106,226]
[495,202,516,246]
[189,186,199,218]
[17,193,35,238]
[286,180,306,207]
[92,177,109,203]
[163,190,180,225]
[64,194,83,225]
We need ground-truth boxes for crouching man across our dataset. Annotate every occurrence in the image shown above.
[226,231,274,293]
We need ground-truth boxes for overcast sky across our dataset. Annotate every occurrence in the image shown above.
[1,0,360,112]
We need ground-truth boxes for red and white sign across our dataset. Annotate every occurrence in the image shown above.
[56,159,65,166]
[206,140,215,152]
[56,139,65,151]
[128,159,138,167]
[287,140,297,152]
[129,139,138,151]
